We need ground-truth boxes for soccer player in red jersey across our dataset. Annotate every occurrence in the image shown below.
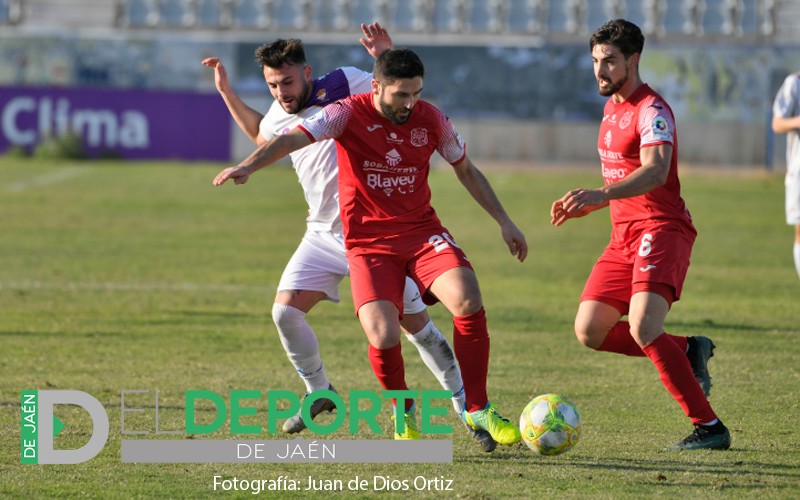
[550,19,730,451]
[214,48,527,445]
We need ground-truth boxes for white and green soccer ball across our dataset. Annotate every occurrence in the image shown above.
[519,394,581,455]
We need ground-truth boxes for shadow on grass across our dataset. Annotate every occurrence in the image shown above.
[667,319,798,334]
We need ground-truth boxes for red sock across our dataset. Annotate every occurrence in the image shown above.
[642,335,716,424]
[368,343,411,411]
[598,321,688,357]
[452,308,489,413]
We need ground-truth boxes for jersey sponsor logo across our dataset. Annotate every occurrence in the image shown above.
[598,148,623,161]
[604,130,612,148]
[366,173,416,196]
[652,115,671,140]
[602,166,627,180]
[619,111,633,129]
[367,123,383,132]
[410,127,428,147]
[639,264,657,272]
[386,132,403,144]
[603,113,617,125]
[385,148,402,167]
[362,160,417,174]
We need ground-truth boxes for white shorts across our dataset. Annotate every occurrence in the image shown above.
[787,167,800,225]
[277,230,426,315]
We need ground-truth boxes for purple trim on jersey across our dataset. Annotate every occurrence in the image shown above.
[305,69,352,110]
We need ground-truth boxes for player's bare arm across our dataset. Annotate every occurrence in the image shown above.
[359,22,392,58]
[772,113,800,134]
[213,128,312,186]
[551,144,672,226]
[201,57,265,144]
[452,157,528,262]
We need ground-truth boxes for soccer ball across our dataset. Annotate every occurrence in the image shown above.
[519,394,581,455]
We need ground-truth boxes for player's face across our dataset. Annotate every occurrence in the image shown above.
[373,77,423,124]
[263,63,312,114]
[592,44,635,97]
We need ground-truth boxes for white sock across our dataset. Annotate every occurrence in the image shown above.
[405,320,466,415]
[794,242,800,280]
[272,303,330,393]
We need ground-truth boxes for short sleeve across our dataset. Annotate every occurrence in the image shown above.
[638,96,675,147]
[433,108,467,165]
[773,74,800,119]
[299,101,351,142]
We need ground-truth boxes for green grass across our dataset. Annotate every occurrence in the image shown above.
[1,158,798,498]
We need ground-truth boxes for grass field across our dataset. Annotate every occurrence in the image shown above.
[1,158,798,498]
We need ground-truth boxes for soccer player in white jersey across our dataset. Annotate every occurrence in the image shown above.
[771,72,800,280]
[550,19,729,451]
[203,23,495,450]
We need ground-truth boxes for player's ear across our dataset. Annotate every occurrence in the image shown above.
[371,79,380,95]
[304,64,312,80]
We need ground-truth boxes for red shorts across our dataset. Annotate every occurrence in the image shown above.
[347,225,473,315]
[581,219,696,315]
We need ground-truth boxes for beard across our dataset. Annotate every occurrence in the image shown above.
[597,69,628,97]
[280,79,311,115]
[379,100,411,124]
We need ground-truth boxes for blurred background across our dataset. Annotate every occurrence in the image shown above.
[0,0,798,168]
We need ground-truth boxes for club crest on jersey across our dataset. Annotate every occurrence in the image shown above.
[619,111,633,129]
[385,148,402,167]
[410,127,428,147]
[315,88,328,102]
[652,115,671,140]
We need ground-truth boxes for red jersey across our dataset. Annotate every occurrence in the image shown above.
[598,84,694,229]
[298,93,467,245]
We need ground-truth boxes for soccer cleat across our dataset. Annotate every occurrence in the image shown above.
[687,336,715,397]
[665,423,731,451]
[282,384,338,434]
[463,403,521,446]
[463,422,497,452]
[392,405,421,440]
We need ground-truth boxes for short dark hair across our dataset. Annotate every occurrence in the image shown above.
[373,48,425,85]
[590,19,644,59]
[254,39,306,69]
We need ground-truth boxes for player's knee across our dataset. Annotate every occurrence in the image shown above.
[573,318,605,350]
[450,295,483,317]
[272,303,305,331]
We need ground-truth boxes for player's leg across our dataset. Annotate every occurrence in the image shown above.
[786,167,800,279]
[427,266,520,445]
[349,250,417,439]
[794,224,800,279]
[400,277,465,415]
[628,291,729,450]
[400,277,496,452]
[273,231,348,433]
[578,247,710,392]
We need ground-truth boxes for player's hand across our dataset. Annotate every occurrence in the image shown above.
[213,166,251,186]
[359,22,392,58]
[550,189,604,226]
[201,57,232,94]
[500,220,528,263]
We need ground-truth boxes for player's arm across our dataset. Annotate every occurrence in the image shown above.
[452,156,528,262]
[213,128,312,186]
[201,57,266,145]
[772,113,800,134]
[551,144,671,226]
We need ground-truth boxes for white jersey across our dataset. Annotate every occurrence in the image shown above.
[259,66,372,233]
[773,73,800,175]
